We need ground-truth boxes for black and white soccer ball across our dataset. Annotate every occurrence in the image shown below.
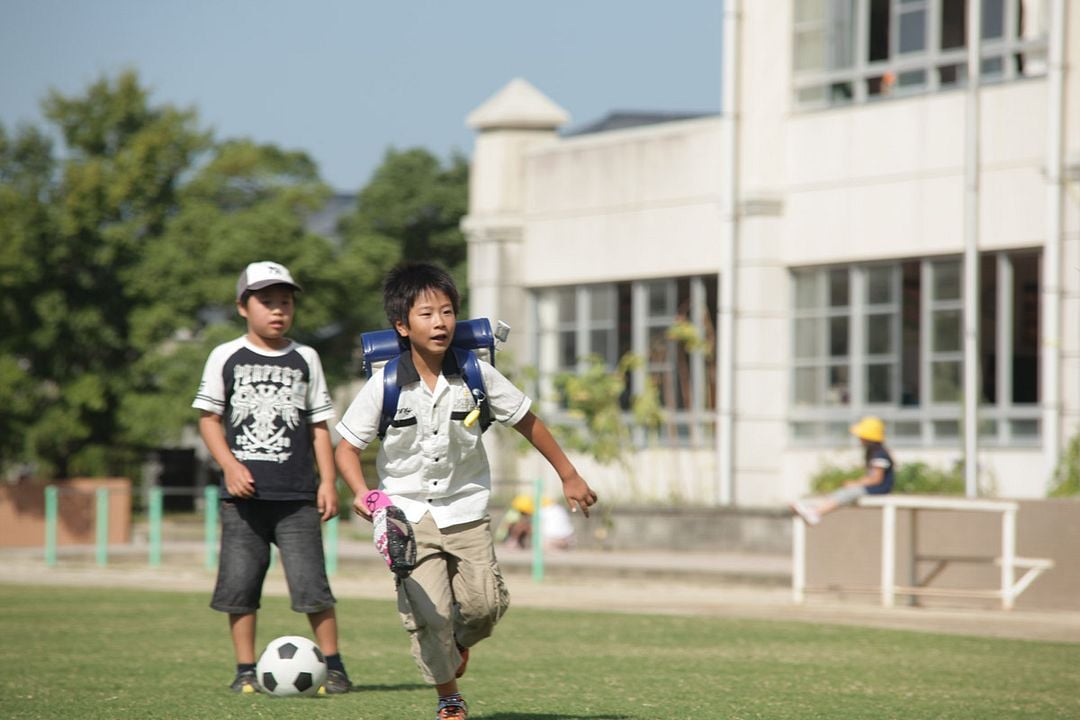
[256,635,327,697]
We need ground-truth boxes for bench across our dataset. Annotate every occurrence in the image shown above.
[792,495,1054,610]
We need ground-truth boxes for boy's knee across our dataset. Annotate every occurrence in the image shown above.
[457,569,510,631]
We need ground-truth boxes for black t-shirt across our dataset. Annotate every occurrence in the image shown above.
[193,337,335,500]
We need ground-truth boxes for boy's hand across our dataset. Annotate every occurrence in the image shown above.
[317,482,339,522]
[223,462,256,499]
[561,473,598,518]
[352,497,373,521]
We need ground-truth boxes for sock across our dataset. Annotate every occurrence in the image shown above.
[439,693,465,706]
[325,653,345,673]
[237,663,256,676]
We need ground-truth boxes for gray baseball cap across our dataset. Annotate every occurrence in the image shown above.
[236,261,303,301]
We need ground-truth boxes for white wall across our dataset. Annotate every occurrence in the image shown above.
[520,117,725,287]
[783,82,1048,267]
[463,1,1078,508]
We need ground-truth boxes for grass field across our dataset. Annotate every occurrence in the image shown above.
[1,583,1077,720]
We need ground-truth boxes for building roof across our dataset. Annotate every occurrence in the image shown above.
[564,110,717,137]
[466,78,570,131]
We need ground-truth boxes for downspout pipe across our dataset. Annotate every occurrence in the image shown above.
[963,0,982,498]
[718,0,741,506]
[1042,0,1066,487]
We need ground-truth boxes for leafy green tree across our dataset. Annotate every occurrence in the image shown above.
[337,147,470,331]
[120,138,340,450]
[0,72,471,481]
[0,72,345,478]
[0,73,213,478]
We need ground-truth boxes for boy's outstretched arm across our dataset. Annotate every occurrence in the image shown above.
[310,421,338,521]
[334,441,373,520]
[513,411,598,517]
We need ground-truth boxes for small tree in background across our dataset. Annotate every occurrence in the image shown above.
[551,353,663,468]
[1050,431,1080,497]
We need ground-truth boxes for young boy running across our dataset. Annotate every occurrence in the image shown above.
[193,261,353,694]
[334,262,597,719]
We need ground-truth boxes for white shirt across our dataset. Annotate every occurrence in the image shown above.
[336,352,531,528]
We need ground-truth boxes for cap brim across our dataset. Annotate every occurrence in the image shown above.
[241,279,302,296]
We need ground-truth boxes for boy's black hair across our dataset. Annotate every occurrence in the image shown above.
[383,262,460,327]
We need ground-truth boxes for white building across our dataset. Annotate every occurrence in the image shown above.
[462,1,1079,507]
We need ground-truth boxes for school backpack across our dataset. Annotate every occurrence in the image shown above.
[360,318,508,439]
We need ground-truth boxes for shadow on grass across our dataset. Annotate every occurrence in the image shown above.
[479,714,632,720]
[352,682,430,692]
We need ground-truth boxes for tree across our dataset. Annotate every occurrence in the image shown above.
[337,147,470,333]
[0,72,342,477]
[552,353,663,467]
[0,72,471,480]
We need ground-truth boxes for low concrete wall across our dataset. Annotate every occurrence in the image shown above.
[803,498,1080,611]
[492,503,793,555]
[0,478,132,547]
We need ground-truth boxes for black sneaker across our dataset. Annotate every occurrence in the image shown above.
[320,669,354,694]
[385,506,416,578]
[229,670,261,694]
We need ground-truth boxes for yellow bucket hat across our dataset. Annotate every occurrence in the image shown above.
[511,494,535,515]
[849,416,885,443]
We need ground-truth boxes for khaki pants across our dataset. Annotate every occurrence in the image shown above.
[397,514,510,684]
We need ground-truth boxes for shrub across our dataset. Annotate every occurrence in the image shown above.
[810,459,964,495]
[1050,432,1080,497]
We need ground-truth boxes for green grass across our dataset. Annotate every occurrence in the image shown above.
[1,584,1077,719]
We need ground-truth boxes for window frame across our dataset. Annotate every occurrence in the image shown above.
[788,251,1041,447]
[532,276,717,448]
[792,0,1049,109]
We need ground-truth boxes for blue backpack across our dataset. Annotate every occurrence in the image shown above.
[360,319,504,439]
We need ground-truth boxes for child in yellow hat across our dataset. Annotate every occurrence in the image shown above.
[791,416,895,525]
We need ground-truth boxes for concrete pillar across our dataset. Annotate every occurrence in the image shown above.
[462,78,569,491]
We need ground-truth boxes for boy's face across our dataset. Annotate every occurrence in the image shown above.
[395,288,456,357]
[238,285,295,347]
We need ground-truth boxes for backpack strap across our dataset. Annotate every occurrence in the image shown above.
[452,346,491,433]
[378,355,401,440]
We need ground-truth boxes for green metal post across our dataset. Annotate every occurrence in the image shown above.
[531,477,544,583]
[324,514,339,576]
[95,487,109,567]
[204,485,219,571]
[148,487,163,567]
[44,486,58,567]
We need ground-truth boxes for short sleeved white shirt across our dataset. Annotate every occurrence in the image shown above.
[336,351,531,528]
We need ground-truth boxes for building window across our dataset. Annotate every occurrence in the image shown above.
[534,276,717,447]
[790,251,1040,445]
[793,0,1051,108]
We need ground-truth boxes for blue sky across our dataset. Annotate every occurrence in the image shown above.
[1,0,724,192]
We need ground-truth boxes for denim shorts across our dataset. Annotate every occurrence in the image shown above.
[210,500,335,615]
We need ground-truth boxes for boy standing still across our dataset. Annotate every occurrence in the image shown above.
[193,261,353,694]
[335,262,597,720]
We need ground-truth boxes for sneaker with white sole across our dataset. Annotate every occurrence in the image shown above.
[790,500,821,526]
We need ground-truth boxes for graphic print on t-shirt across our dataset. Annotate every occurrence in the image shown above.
[229,362,308,463]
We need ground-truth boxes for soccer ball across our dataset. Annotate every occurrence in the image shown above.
[256,635,327,697]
